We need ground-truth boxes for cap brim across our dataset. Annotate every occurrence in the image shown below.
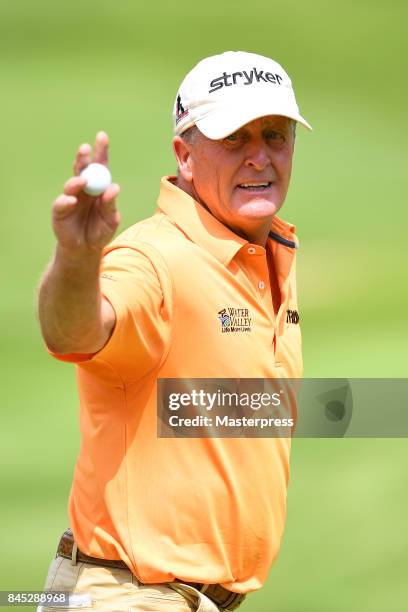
[195,96,312,139]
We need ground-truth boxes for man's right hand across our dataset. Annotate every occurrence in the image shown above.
[52,131,120,255]
[38,132,119,355]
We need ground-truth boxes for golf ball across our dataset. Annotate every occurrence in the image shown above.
[80,163,112,196]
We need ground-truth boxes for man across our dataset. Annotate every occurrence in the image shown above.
[37,51,311,611]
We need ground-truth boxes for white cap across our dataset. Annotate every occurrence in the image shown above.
[173,51,312,140]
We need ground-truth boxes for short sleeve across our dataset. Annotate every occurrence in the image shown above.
[48,246,172,383]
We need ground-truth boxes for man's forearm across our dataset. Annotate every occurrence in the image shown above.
[38,246,112,354]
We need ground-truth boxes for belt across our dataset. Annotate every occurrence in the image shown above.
[57,529,246,611]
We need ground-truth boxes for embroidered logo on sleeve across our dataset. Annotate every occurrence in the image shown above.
[286,309,300,324]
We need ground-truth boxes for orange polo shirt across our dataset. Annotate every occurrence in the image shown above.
[50,177,302,593]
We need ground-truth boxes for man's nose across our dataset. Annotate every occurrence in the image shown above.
[244,144,270,171]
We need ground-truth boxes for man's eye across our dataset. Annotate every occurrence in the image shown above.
[266,130,285,141]
[225,133,239,142]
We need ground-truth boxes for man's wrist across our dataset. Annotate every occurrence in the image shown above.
[54,243,104,269]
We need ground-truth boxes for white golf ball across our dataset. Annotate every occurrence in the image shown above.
[80,163,112,196]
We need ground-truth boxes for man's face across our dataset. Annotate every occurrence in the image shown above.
[178,115,295,237]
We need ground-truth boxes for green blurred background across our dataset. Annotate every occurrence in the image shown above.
[1,0,407,610]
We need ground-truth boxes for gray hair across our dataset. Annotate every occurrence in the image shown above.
[179,125,199,145]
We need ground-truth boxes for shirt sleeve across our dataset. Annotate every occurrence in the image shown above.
[47,246,172,383]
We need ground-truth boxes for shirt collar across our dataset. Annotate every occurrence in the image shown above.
[157,176,298,265]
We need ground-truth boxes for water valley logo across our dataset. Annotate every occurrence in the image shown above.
[209,67,283,93]
[286,309,300,324]
[218,308,252,333]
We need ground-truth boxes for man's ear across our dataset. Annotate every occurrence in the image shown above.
[173,136,193,182]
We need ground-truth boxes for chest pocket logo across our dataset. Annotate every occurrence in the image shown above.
[218,307,252,333]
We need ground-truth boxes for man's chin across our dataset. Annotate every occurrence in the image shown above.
[232,196,282,220]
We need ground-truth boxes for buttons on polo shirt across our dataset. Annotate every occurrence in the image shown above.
[247,247,256,254]
[258,281,266,290]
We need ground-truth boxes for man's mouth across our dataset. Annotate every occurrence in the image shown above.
[236,182,273,192]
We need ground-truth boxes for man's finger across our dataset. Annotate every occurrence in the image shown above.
[93,131,109,166]
[73,143,92,176]
[101,182,120,203]
[53,194,78,219]
[64,176,87,196]
[99,183,120,213]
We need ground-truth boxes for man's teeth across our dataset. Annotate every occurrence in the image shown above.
[239,182,270,188]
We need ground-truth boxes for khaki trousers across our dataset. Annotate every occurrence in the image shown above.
[37,555,221,611]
